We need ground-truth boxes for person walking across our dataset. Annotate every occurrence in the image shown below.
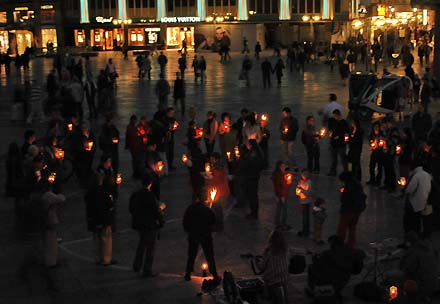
[199,56,207,83]
[261,58,273,88]
[183,194,221,283]
[366,122,385,185]
[142,54,152,80]
[155,74,170,111]
[279,107,299,168]
[157,51,168,76]
[129,175,165,277]
[273,59,285,88]
[192,55,200,82]
[173,72,186,116]
[337,171,366,248]
[241,55,252,87]
[178,54,187,79]
[254,41,262,60]
[296,169,312,237]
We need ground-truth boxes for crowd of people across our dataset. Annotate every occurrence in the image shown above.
[3,45,440,303]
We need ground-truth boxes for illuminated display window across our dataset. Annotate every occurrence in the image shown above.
[0,12,7,23]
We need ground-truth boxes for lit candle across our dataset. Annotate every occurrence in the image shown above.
[156,161,164,173]
[283,127,289,134]
[201,263,208,277]
[370,140,377,150]
[112,137,119,144]
[389,286,398,300]
[284,173,293,185]
[210,188,217,202]
[344,134,350,142]
[226,152,231,161]
[48,172,56,183]
[319,128,326,138]
[224,124,229,131]
[339,187,345,193]
[55,149,64,159]
[234,146,240,158]
[172,121,179,131]
[378,139,385,147]
[395,145,402,155]
[205,163,211,174]
[142,136,148,144]
[181,154,188,163]
[116,173,122,185]
[398,177,407,186]
[295,187,301,196]
[261,114,268,121]
[85,141,94,151]
[67,123,73,132]
[196,128,204,138]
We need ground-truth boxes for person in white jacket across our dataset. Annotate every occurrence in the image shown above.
[404,163,432,237]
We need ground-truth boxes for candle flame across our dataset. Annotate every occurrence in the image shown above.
[226,152,231,160]
[55,149,64,159]
[116,173,122,185]
[85,141,94,151]
[234,146,240,158]
[112,138,119,144]
[389,286,398,299]
[340,187,345,193]
[398,177,407,186]
[67,123,73,131]
[210,188,217,202]
[261,114,268,121]
[181,154,188,163]
[395,145,401,155]
[157,161,164,172]
[285,173,293,185]
[344,134,350,142]
[48,172,56,183]
[205,163,211,173]
[283,127,289,134]
[319,128,326,137]
[370,140,377,150]
[379,139,385,147]
[202,263,208,270]
[172,121,179,130]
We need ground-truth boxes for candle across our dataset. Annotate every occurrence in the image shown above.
[370,140,377,150]
[389,286,398,300]
[344,134,350,143]
[319,128,326,138]
[261,114,268,121]
[67,123,73,132]
[378,139,385,147]
[284,173,293,185]
[48,172,56,183]
[55,149,64,159]
[205,163,211,174]
[210,188,217,202]
[395,145,402,155]
[196,128,204,138]
[201,263,208,277]
[234,146,240,158]
[224,124,229,131]
[339,187,345,193]
[295,187,301,196]
[156,161,164,173]
[181,154,188,163]
[172,121,179,131]
[142,136,148,144]
[398,177,407,186]
[283,127,289,134]
[226,152,231,161]
[85,141,94,151]
[112,137,119,144]
[116,173,122,185]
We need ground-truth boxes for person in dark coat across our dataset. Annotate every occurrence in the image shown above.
[412,104,432,142]
[367,121,385,185]
[125,115,138,177]
[327,109,349,176]
[273,59,285,88]
[279,107,299,168]
[178,55,187,79]
[144,142,163,200]
[164,107,178,171]
[73,123,97,187]
[301,116,320,173]
[254,42,262,60]
[99,114,120,173]
[347,119,364,181]
[261,58,273,88]
[129,175,165,277]
[173,72,186,116]
[157,52,168,76]
[183,193,221,283]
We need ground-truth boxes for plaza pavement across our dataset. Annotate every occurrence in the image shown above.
[0,49,439,303]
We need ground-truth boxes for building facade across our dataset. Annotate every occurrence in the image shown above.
[0,0,360,53]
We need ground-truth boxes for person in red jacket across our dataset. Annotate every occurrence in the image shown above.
[271,161,293,231]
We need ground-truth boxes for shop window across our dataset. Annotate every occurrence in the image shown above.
[208,0,213,6]
[41,28,58,48]
[143,0,148,7]
[0,12,7,23]
[216,0,221,6]
[299,0,305,13]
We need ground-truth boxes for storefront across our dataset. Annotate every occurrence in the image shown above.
[74,29,87,47]
[145,27,161,45]
[0,30,8,53]
[90,28,123,50]
[41,27,57,50]
[128,28,145,46]
[13,30,33,55]
[166,26,195,48]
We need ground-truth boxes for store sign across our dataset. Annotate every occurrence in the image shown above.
[377,5,386,16]
[160,16,201,23]
[145,28,161,32]
[95,16,114,23]
[15,7,29,11]
[41,5,54,10]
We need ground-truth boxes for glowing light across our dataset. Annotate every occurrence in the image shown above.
[157,0,166,20]
[261,114,268,121]
[285,173,293,185]
[319,128,326,138]
[234,146,240,158]
[370,140,377,150]
[279,0,290,20]
[80,0,90,23]
[226,152,231,161]
[238,0,248,20]
[390,286,398,299]
[344,134,350,143]
[118,0,127,19]
[323,0,329,19]
[171,121,179,131]
[202,263,208,270]
[395,145,402,155]
[156,161,164,173]
[197,0,206,21]
[210,188,217,202]
[55,149,64,160]
[205,163,211,174]
[398,177,407,186]
[312,16,320,21]
[352,19,363,29]
[340,187,345,193]
[423,9,428,26]
[85,141,94,151]
[302,15,310,22]
[67,123,73,131]
[116,173,122,185]
[112,138,119,144]
[181,154,188,163]
[48,172,56,183]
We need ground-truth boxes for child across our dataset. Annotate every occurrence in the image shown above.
[271,161,292,231]
[296,169,311,237]
[312,198,327,244]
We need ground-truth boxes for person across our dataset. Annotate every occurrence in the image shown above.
[367,121,385,186]
[142,54,152,80]
[183,193,221,283]
[312,198,327,244]
[347,119,364,181]
[339,59,350,86]
[73,123,96,187]
[271,161,292,231]
[105,58,117,86]
[157,51,168,76]
[242,36,249,54]
[22,130,36,157]
[85,158,117,266]
[173,72,185,116]
[192,55,200,82]
[301,116,320,173]
[327,109,349,176]
[203,111,219,154]
[199,56,207,83]
[242,114,261,144]
[218,113,238,160]
[240,139,265,219]
[296,169,312,237]
[241,55,252,87]
[129,175,165,277]
[297,48,306,74]
[418,44,425,66]
[254,41,262,60]
[125,115,139,177]
[411,104,432,142]
[287,45,296,72]
[319,93,343,125]
[399,127,415,183]
[403,160,432,238]
[259,116,271,169]
[337,171,366,248]
[178,54,187,79]
[261,58,273,88]
[164,107,178,171]
[99,114,120,173]
[155,74,170,111]
[273,59,285,88]
[255,231,289,304]
[382,117,399,192]
[181,39,187,54]
[84,74,97,119]
[279,107,299,168]
[26,80,46,124]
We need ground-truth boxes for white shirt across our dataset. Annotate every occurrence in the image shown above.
[405,166,432,212]
[322,101,343,119]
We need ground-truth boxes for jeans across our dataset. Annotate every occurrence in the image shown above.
[280,140,295,167]
[274,197,287,228]
[329,146,348,174]
[337,212,360,248]
[133,229,158,273]
[186,235,218,276]
[305,144,320,172]
[403,200,422,237]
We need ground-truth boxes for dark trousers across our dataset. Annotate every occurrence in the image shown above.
[86,93,97,119]
[369,150,383,183]
[350,157,362,181]
[246,177,260,218]
[422,214,433,239]
[305,144,320,172]
[133,229,157,273]
[337,212,360,248]
[174,97,186,115]
[383,154,396,190]
[329,146,347,174]
[276,74,282,86]
[260,143,269,169]
[300,203,310,235]
[403,201,422,237]
[186,235,218,276]
[165,141,175,168]
[262,73,271,88]
[204,138,215,154]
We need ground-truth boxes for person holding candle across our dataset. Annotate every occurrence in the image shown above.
[125,115,139,177]
[129,175,165,277]
[73,123,96,187]
[297,169,312,237]
[203,111,219,154]
[312,198,327,244]
[243,114,262,145]
[259,117,271,169]
[219,113,238,162]
[301,116,320,173]
[144,141,163,200]
[99,114,120,173]
[164,107,178,172]
[347,119,364,181]
[327,109,349,177]
[183,192,221,284]
[21,129,36,158]
[382,117,400,193]
[271,161,292,231]
[279,107,299,169]
[367,121,385,186]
